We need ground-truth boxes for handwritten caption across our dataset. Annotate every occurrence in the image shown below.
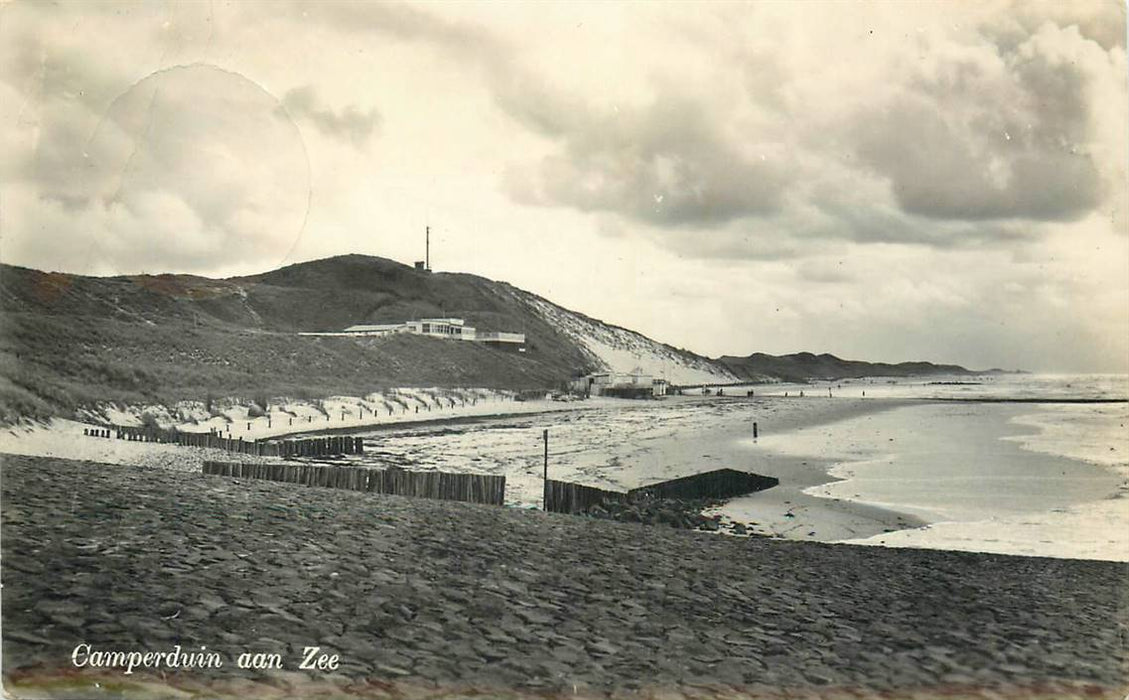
[71,644,339,675]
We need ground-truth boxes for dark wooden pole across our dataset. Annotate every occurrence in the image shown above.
[542,428,549,510]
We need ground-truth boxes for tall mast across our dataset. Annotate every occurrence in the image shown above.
[426,225,430,271]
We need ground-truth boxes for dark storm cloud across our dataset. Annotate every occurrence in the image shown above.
[295,1,787,227]
[500,88,787,227]
[280,86,381,147]
[363,1,1117,246]
[852,26,1106,223]
[4,0,1125,281]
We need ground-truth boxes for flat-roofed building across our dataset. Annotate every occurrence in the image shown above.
[307,317,525,350]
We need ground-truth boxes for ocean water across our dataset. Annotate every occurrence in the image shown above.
[344,373,1128,560]
[784,374,1129,560]
[729,372,1129,402]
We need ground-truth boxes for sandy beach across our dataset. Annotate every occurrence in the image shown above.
[0,393,618,473]
[0,395,923,543]
[5,1,1127,696]
[339,396,941,541]
[2,392,1128,697]
[5,390,1126,561]
[3,452,1126,699]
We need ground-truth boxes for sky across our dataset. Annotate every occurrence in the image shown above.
[1,1,1127,372]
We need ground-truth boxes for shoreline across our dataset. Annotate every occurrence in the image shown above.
[0,396,945,546]
[695,398,934,543]
[931,397,1128,404]
[9,393,1122,561]
[773,400,1129,561]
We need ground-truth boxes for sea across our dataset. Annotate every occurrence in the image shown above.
[349,373,1128,562]
[761,373,1129,561]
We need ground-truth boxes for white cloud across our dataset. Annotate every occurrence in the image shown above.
[0,1,1125,371]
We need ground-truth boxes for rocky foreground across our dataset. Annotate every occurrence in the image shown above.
[2,453,1127,699]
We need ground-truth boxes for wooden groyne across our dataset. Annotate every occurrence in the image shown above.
[86,425,364,458]
[544,468,778,515]
[182,434,364,458]
[202,461,506,506]
[628,468,779,502]
[543,479,625,514]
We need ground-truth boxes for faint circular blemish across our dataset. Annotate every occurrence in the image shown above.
[83,62,311,274]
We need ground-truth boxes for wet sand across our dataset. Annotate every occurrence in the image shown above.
[626,398,931,541]
[340,396,930,542]
[4,395,1119,552]
[0,397,926,547]
[2,453,1127,699]
[744,401,1129,560]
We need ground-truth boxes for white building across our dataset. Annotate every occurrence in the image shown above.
[406,318,477,340]
[335,317,475,338]
[333,323,409,337]
[303,318,524,349]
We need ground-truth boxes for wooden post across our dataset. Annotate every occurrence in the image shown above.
[542,428,549,510]
[753,422,758,440]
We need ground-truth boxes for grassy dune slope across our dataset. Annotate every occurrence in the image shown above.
[0,313,574,422]
[0,255,609,420]
[0,254,983,421]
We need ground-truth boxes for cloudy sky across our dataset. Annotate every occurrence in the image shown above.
[2,1,1126,372]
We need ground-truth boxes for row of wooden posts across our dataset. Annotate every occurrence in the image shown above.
[102,421,771,514]
[85,425,364,458]
[544,479,623,514]
[202,461,506,506]
[183,434,365,458]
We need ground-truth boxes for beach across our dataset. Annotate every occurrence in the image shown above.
[722,399,1129,561]
[2,452,1126,699]
[3,383,1129,697]
[5,1,1127,696]
[335,391,1128,557]
[4,385,1127,558]
[335,396,932,542]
